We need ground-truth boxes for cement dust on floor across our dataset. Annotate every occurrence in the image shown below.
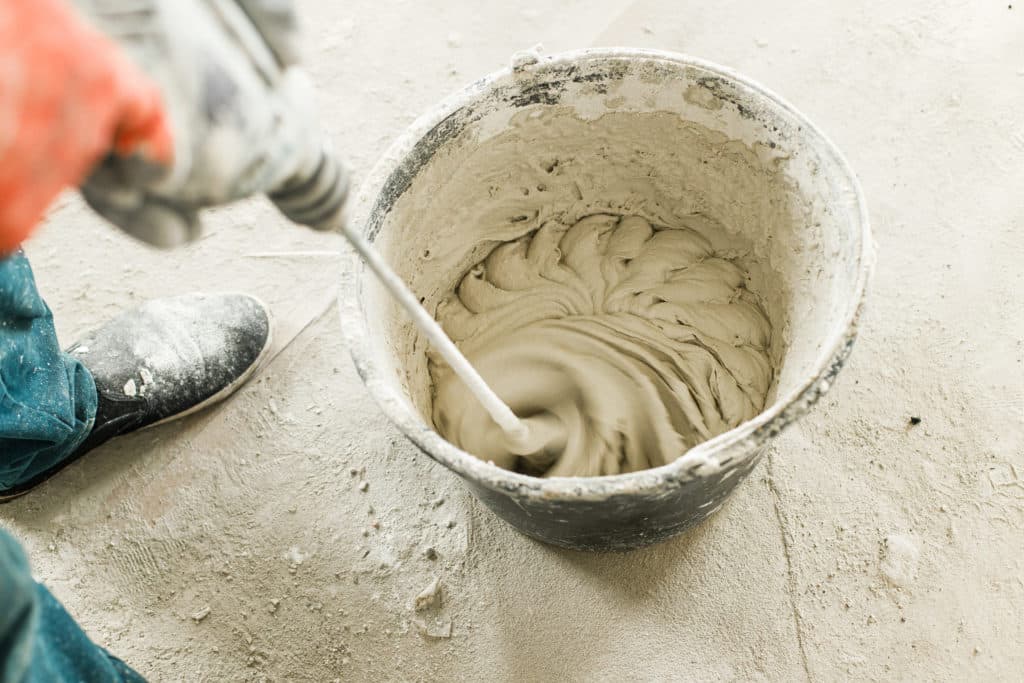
[3,0,1024,680]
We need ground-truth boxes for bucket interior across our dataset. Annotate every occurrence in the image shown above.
[359,54,864,457]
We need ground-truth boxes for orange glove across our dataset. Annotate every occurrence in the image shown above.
[0,0,173,255]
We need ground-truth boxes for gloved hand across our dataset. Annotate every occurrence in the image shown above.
[0,0,173,254]
[71,0,349,247]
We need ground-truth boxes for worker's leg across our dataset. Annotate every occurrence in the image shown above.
[0,251,97,492]
[1,249,273,500]
[0,526,145,683]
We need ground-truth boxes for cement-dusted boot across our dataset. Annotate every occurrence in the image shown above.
[0,293,272,501]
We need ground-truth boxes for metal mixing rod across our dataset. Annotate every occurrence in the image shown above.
[263,141,532,444]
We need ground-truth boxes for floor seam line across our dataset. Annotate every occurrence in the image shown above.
[767,452,812,682]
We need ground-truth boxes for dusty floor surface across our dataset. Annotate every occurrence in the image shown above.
[3,0,1023,680]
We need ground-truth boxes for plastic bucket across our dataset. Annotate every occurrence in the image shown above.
[339,48,872,551]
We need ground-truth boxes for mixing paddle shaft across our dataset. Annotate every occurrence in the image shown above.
[338,223,531,444]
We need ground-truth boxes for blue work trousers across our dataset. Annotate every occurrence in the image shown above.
[1,251,96,492]
[1,251,142,682]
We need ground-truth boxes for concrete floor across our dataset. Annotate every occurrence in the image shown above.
[3,0,1023,680]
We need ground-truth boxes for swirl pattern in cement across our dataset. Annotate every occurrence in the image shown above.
[430,214,773,477]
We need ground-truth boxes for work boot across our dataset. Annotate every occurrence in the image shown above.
[0,293,272,501]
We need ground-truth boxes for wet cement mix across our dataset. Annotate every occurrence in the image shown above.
[431,213,774,477]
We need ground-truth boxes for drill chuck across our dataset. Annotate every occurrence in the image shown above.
[268,148,350,231]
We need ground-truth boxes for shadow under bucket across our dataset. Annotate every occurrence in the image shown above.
[339,48,872,552]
